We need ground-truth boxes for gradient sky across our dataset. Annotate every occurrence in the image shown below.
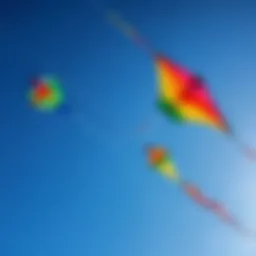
[1,1,256,255]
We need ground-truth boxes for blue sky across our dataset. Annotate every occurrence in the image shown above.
[1,1,256,255]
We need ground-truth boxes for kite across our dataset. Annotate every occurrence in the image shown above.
[28,76,68,113]
[146,145,256,238]
[107,10,256,161]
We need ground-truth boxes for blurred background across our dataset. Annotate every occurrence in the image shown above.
[1,0,256,255]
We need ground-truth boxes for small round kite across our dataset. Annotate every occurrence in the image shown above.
[28,76,65,113]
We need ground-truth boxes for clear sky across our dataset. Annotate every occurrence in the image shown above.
[1,0,256,255]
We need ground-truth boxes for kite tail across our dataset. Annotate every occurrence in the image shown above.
[238,142,256,161]
[106,10,157,135]
[180,181,256,238]
[106,10,154,56]
[228,131,256,161]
